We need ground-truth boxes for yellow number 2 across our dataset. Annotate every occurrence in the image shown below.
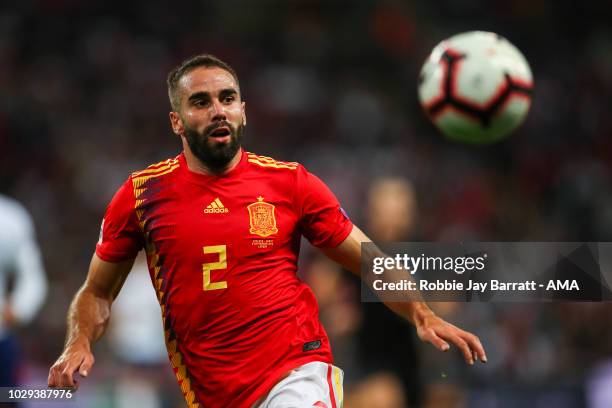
[203,245,228,291]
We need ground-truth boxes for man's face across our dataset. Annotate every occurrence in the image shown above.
[171,66,246,171]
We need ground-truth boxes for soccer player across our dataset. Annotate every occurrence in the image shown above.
[48,54,486,408]
[0,193,48,386]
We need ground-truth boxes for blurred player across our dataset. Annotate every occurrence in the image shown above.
[358,178,421,407]
[0,194,48,386]
[48,54,486,408]
[109,253,180,408]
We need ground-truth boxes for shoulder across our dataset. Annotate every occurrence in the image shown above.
[106,156,181,206]
[243,152,330,191]
[130,155,181,185]
[245,152,301,173]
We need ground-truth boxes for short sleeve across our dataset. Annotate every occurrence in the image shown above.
[295,166,353,248]
[96,177,144,262]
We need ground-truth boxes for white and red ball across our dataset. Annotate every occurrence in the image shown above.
[418,31,533,143]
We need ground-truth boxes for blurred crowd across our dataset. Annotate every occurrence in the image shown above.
[1,0,612,407]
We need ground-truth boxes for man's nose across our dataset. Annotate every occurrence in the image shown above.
[211,100,227,121]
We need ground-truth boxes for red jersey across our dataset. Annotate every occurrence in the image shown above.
[96,150,353,408]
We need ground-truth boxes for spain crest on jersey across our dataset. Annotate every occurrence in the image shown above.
[247,196,278,237]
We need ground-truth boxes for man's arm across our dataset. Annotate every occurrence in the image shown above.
[322,225,487,365]
[48,254,135,388]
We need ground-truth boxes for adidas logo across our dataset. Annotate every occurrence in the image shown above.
[204,198,229,214]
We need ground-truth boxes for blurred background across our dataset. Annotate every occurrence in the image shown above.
[1,0,612,407]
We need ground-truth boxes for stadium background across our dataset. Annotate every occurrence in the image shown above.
[2,0,612,407]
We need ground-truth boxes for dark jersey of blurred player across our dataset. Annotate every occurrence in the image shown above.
[96,150,352,408]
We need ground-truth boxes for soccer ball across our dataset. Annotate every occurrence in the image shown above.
[418,31,533,144]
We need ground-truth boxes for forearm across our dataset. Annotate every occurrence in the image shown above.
[325,226,487,363]
[65,285,112,348]
[49,255,132,388]
[324,227,436,326]
[383,300,435,326]
[357,238,434,324]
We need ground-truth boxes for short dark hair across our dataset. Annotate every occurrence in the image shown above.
[166,54,240,111]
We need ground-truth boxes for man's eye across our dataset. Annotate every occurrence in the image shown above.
[223,96,235,103]
[194,100,208,107]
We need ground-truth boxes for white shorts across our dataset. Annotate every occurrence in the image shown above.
[254,361,344,408]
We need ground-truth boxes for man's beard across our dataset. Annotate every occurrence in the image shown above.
[184,121,244,173]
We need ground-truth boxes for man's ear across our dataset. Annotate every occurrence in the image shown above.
[169,111,184,136]
[241,101,247,126]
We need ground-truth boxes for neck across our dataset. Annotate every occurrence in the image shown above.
[183,147,242,176]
